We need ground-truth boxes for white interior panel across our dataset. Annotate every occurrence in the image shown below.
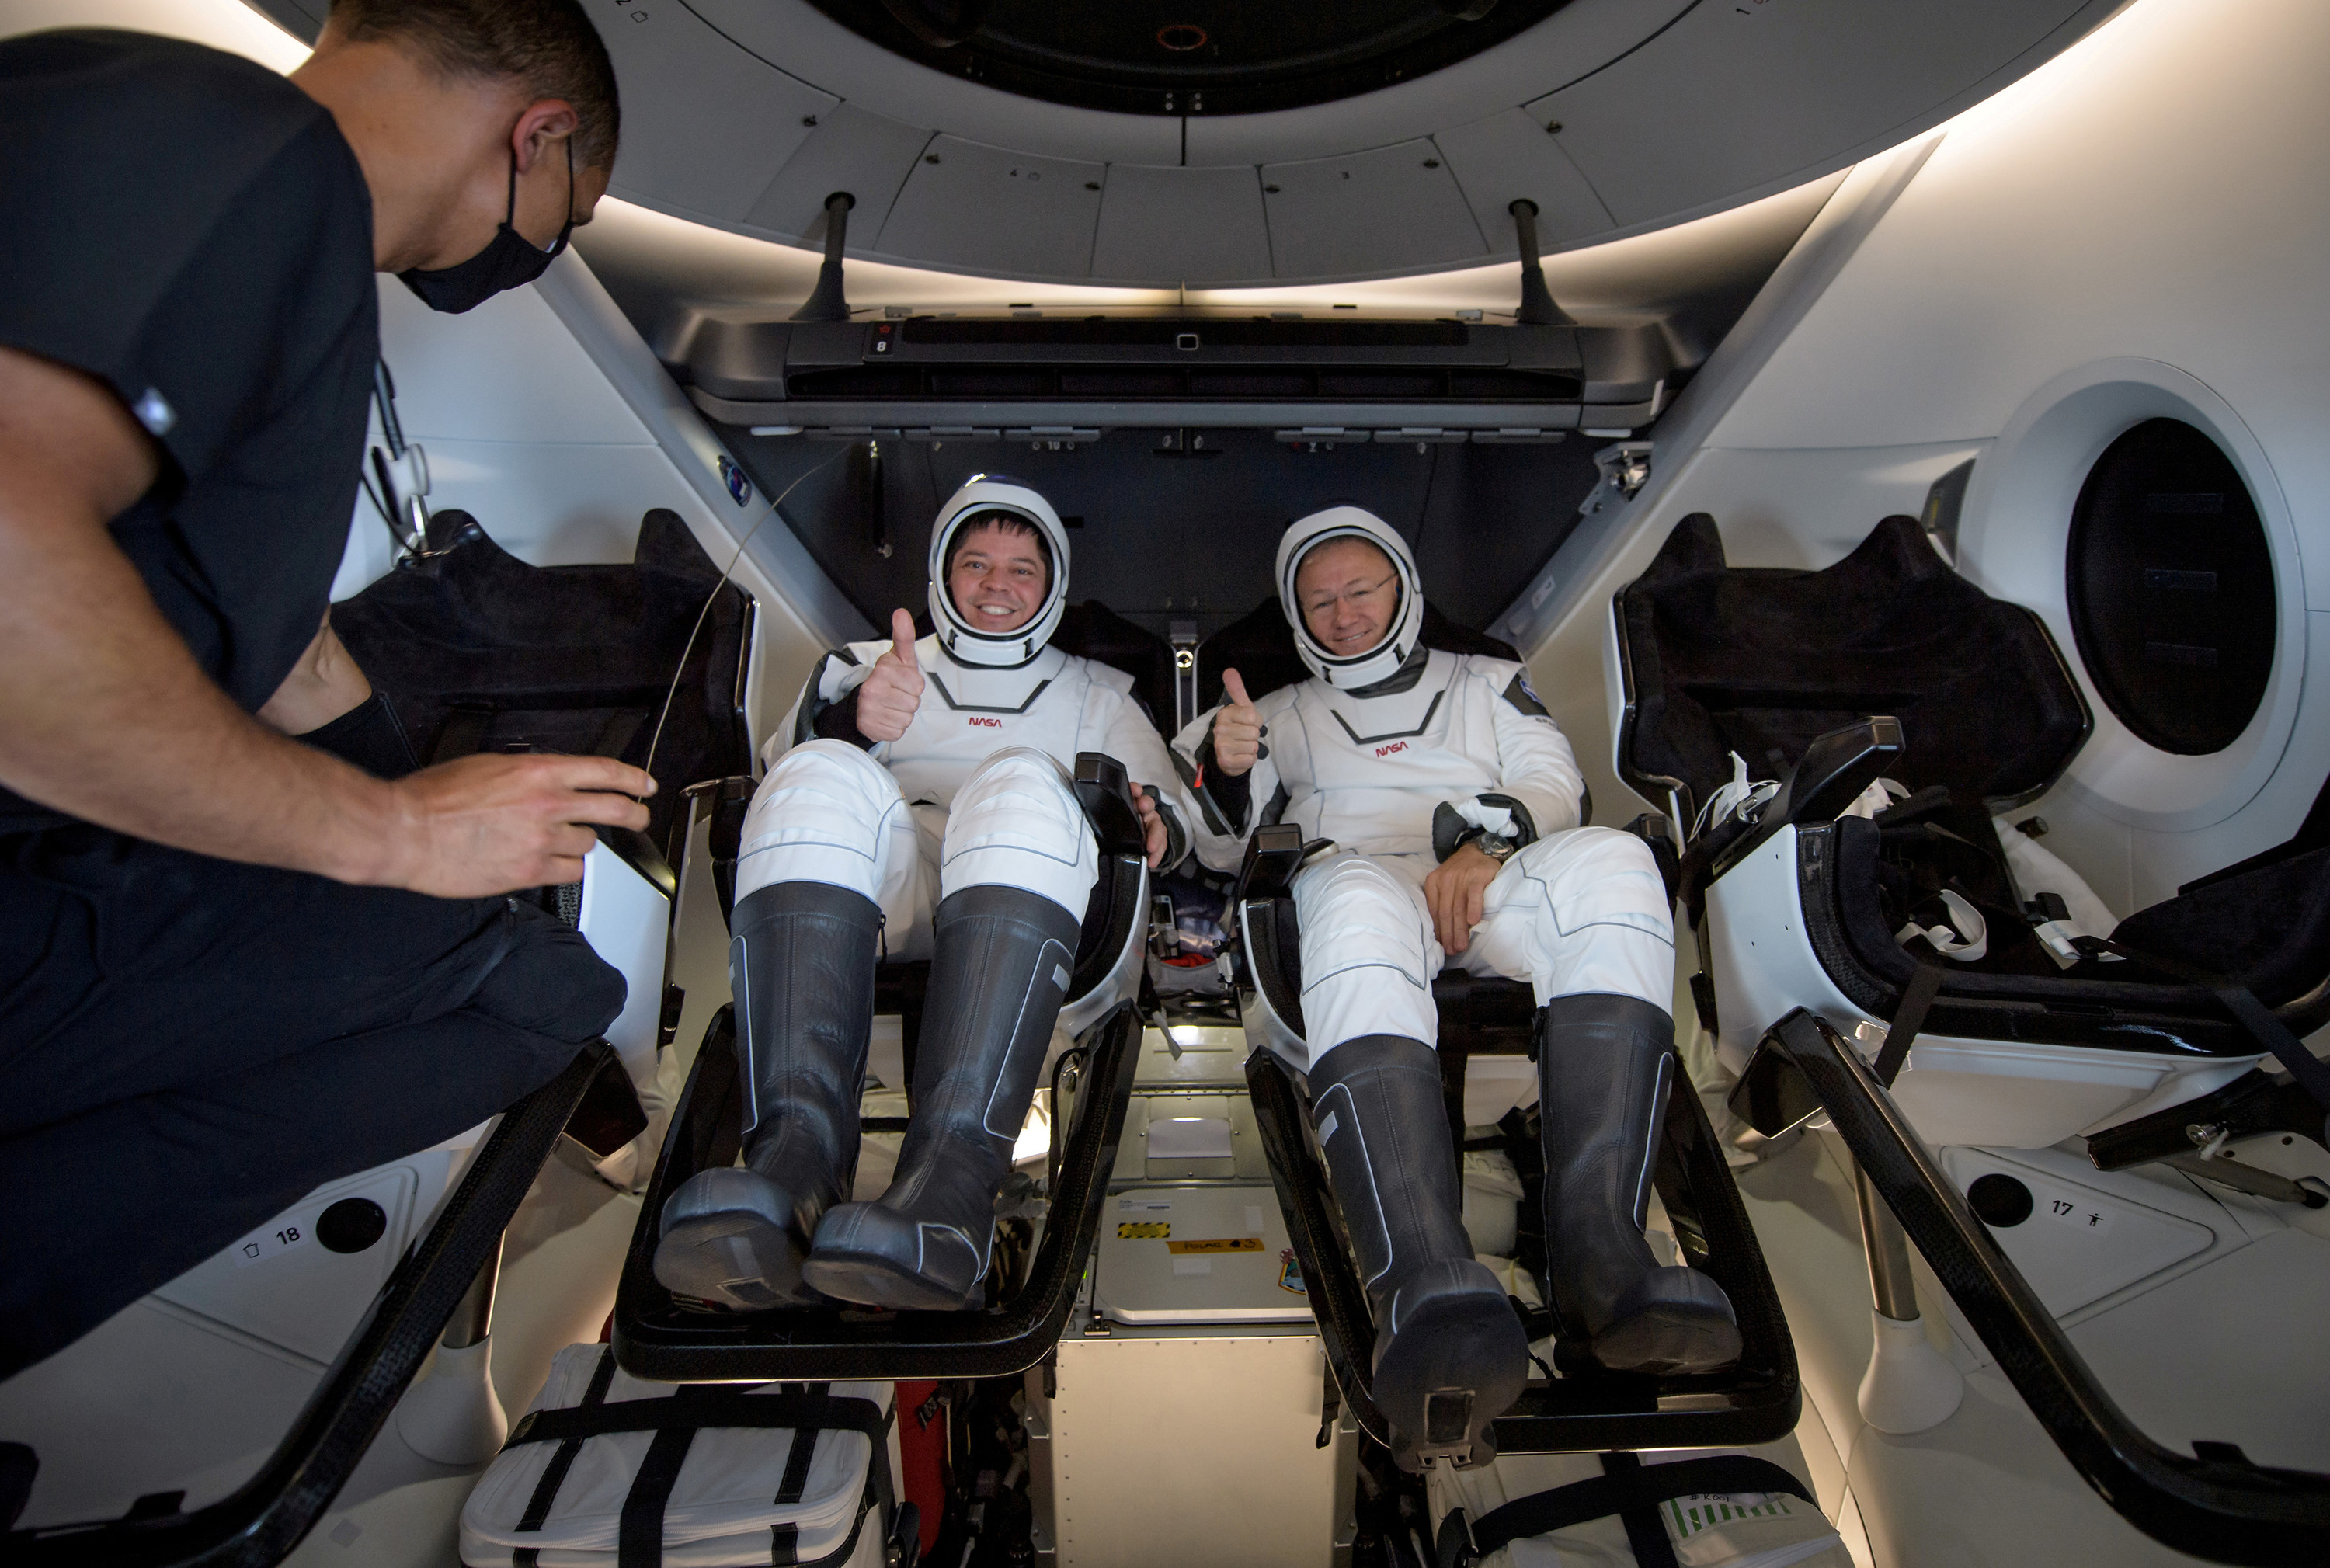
[1090,164,1273,286]
[1261,140,1489,280]
[1957,360,2310,839]
[595,0,836,222]
[1532,0,2330,912]
[377,283,652,447]
[1431,108,1615,255]
[743,101,934,241]
[877,136,1108,280]
[1528,0,2093,228]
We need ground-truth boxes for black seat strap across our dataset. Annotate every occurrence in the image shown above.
[1434,1453,1814,1566]
[2078,937,2330,1112]
[1870,961,1945,1088]
[512,1347,619,1567]
[505,1390,891,1448]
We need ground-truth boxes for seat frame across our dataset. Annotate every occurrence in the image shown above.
[1225,826,1800,1457]
[4,1047,622,1568]
[612,758,1154,1382]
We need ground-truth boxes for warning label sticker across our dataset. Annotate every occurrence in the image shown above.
[1164,1237,1265,1255]
[1117,1222,1170,1239]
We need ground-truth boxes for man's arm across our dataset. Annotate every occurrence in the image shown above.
[0,346,651,895]
[256,611,374,736]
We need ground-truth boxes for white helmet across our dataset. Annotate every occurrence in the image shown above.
[925,474,1072,668]
[1277,505,1424,688]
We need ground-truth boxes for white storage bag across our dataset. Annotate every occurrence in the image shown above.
[1428,1447,1848,1568]
[460,1344,895,1567]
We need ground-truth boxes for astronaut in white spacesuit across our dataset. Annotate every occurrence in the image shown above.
[1176,506,1737,1465]
[655,475,1190,1312]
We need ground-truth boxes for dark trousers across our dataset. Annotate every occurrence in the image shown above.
[0,826,624,1379]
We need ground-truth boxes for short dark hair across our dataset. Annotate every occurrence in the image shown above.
[329,0,621,171]
[944,510,1052,591]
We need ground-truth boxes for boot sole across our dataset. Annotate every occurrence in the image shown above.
[653,1212,814,1311]
[1592,1297,1744,1375]
[799,1246,977,1312]
[1370,1292,1528,1471]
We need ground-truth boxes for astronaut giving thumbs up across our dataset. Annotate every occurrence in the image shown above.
[654,476,1188,1312]
[1175,506,1735,1469]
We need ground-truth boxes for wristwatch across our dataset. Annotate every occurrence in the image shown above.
[1459,826,1520,863]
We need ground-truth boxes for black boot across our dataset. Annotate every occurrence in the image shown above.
[1537,994,1740,1374]
[652,881,879,1310]
[1310,1035,1528,1471]
[803,884,1080,1310]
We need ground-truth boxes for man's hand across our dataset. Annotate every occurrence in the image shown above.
[857,608,924,743]
[1210,668,1264,776]
[1132,784,1169,869]
[374,753,655,895]
[0,343,652,898]
[1424,842,1503,955]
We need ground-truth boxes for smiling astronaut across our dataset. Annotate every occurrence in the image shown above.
[655,475,1191,1313]
[1175,506,1739,1467]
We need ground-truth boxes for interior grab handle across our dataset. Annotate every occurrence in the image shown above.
[791,191,857,324]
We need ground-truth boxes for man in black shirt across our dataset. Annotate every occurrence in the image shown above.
[0,2,649,1376]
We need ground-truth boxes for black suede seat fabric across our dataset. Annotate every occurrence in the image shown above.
[1617,513,2088,818]
[1833,820,2330,1024]
[334,508,754,852]
[1619,513,2330,1045]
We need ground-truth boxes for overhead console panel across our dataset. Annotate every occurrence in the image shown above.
[680,315,1670,440]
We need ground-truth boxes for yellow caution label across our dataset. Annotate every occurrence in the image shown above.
[1165,1237,1266,1255]
[1117,1222,1170,1239]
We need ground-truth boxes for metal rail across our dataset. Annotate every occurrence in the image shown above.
[5,1044,618,1568]
[1756,1008,2330,1566]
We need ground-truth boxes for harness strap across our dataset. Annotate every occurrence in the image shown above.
[2078,937,2330,1112]
[512,1347,618,1567]
[1601,1452,1681,1568]
[1433,1454,1814,1566]
[1870,961,1946,1088]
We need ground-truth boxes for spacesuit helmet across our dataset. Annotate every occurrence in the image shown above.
[925,474,1073,668]
[1276,505,1426,688]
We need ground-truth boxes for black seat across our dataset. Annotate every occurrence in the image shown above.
[613,752,1152,1382]
[1618,515,2330,1057]
[1614,512,2088,833]
[335,507,754,852]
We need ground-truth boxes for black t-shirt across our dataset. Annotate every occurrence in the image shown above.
[0,29,377,833]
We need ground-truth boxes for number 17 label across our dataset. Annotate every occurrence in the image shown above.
[2043,1194,2115,1237]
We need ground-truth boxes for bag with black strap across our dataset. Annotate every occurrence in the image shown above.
[1426,1446,1847,1568]
[459,1344,909,1568]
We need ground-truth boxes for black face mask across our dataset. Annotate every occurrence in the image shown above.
[399,139,574,314]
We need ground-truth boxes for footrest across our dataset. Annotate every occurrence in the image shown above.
[612,1003,1145,1382]
[1247,1046,1799,1455]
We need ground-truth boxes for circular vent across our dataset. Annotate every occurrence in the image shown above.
[2066,419,2276,756]
[805,0,1576,116]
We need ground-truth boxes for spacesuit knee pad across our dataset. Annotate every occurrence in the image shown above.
[734,738,912,906]
[1292,854,1438,1054]
[937,746,1100,918]
[1506,827,1675,1010]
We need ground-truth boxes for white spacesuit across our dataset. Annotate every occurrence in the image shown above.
[655,476,1191,1313]
[1174,506,1737,1468]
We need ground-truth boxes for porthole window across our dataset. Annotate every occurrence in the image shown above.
[2066,418,2275,756]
